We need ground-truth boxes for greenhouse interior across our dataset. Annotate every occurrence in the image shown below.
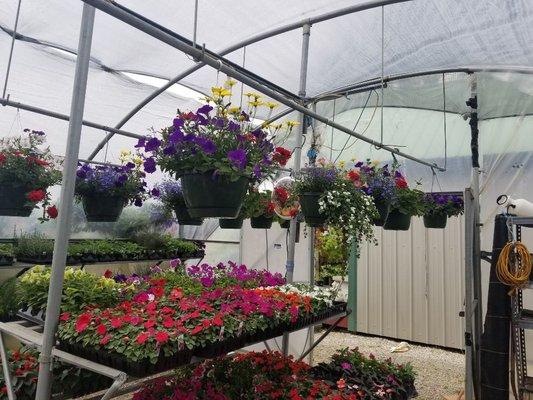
[0,0,532,399]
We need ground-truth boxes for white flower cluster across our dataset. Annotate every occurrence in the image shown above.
[274,283,336,306]
[318,179,378,252]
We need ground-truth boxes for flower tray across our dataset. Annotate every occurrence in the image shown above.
[59,341,193,377]
[16,256,53,264]
[0,255,14,266]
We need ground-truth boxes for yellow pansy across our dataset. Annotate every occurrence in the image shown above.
[227,106,241,114]
[248,100,264,108]
[338,160,346,169]
[266,102,278,109]
[224,79,237,88]
[285,120,300,128]
[219,88,232,97]
[133,156,143,166]
[211,86,224,97]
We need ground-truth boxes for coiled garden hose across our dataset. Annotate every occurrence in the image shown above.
[496,241,532,295]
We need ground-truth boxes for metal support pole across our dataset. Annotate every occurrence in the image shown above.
[0,332,15,400]
[35,4,95,399]
[82,0,444,172]
[347,240,358,332]
[2,0,22,99]
[282,22,310,356]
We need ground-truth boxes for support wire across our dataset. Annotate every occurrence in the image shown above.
[442,73,448,170]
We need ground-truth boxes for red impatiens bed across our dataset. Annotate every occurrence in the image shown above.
[57,276,346,376]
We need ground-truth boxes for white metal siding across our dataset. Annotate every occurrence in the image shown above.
[357,215,465,349]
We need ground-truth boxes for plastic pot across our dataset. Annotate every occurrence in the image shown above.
[0,184,33,217]
[423,213,448,229]
[181,172,249,218]
[299,192,326,227]
[174,204,203,226]
[81,194,126,222]
[373,196,391,226]
[383,209,412,231]
[250,215,273,229]
[279,219,291,229]
[219,217,244,229]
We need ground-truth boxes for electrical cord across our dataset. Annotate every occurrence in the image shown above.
[496,241,532,295]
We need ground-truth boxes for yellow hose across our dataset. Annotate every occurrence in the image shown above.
[496,241,532,295]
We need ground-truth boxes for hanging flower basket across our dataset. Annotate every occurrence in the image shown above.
[423,214,448,229]
[219,217,244,229]
[181,172,249,218]
[0,184,33,217]
[174,205,203,226]
[82,194,126,222]
[383,209,412,231]
[299,192,326,227]
[373,197,390,226]
[250,215,273,229]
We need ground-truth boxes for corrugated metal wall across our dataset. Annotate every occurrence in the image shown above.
[356,215,465,350]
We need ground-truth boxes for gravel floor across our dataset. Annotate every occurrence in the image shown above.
[312,330,465,400]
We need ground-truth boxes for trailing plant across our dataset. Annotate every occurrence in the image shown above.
[423,193,464,217]
[0,129,61,220]
[319,177,378,251]
[138,81,292,182]
[354,160,397,203]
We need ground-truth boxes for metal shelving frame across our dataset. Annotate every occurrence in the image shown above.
[508,216,533,399]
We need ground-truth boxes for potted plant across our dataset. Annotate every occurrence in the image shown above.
[272,177,300,225]
[353,160,396,226]
[156,180,203,225]
[75,156,148,222]
[0,129,61,219]
[422,193,464,228]
[139,81,292,219]
[0,243,14,266]
[384,173,424,231]
[245,189,275,229]
[15,232,54,264]
[318,174,378,253]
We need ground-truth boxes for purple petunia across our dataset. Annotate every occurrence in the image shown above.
[145,137,162,152]
[253,164,261,179]
[135,138,146,148]
[194,137,217,155]
[196,104,213,116]
[143,157,156,173]
[227,149,247,170]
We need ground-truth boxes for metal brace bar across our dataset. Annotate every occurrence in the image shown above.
[0,332,15,400]
[2,0,22,99]
[298,308,352,361]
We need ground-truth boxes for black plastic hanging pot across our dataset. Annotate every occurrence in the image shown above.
[383,209,412,231]
[423,213,448,229]
[373,196,391,227]
[0,183,33,217]
[279,219,291,229]
[251,215,273,229]
[219,217,244,229]
[299,192,326,227]
[82,194,126,222]
[174,205,203,226]
[181,172,249,218]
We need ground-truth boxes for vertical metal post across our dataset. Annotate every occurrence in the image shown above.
[464,188,475,400]
[347,240,358,332]
[0,332,15,400]
[283,22,311,356]
[35,4,95,399]
[2,0,22,99]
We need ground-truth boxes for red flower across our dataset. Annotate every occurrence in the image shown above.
[395,177,408,188]
[130,316,142,325]
[274,187,289,204]
[136,331,150,344]
[103,269,113,279]
[155,331,169,344]
[46,205,58,219]
[96,324,107,336]
[170,288,183,300]
[144,319,156,329]
[0,153,6,164]
[213,314,224,327]
[75,313,92,333]
[59,312,70,321]
[266,201,275,215]
[110,317,123,329]
[347,170,360,182]
[151,286,164,298]
[100,334,112,345]
[337,378,346,389]
[27,189,46,202]
[191,325,203,335]
[272,147,292,166]
[162,318,174,328]
[35,158,49,167]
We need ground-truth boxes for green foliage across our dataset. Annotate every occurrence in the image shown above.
[0,277,20,319]
[294,165,339,195]
[319,264,347,280]
[316,227,347,265]
[15,232,54,258]
[18,266,123,314]
[391,187,425,216]
[0,244,13,257]
[241,189,274,218]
